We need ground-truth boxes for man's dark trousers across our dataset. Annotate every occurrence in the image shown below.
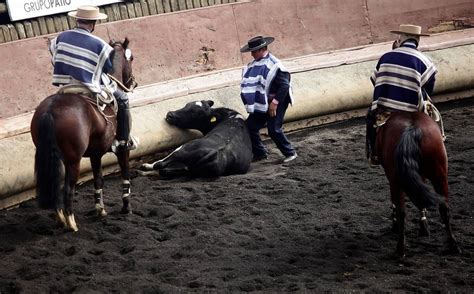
[246,96,295,158]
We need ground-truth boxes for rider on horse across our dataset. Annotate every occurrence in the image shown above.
[366,24,438,165]
[48,5,136,151]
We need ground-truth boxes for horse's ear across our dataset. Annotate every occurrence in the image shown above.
[109,39,116,46]
[123,37,129,49]
[205,100,214,107]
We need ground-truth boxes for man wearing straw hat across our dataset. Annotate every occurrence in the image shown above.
[48,5,136,151]
[240,35,297,164]
[366,24,437,165]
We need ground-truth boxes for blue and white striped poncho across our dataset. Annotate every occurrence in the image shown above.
[370,41,437,112]
[49,28,116,94]
[240,53,293,113]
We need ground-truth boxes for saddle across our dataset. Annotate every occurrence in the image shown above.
[374,101,446,141]
[57,84,118,116]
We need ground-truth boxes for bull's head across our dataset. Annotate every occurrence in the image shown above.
[165,100,216,134]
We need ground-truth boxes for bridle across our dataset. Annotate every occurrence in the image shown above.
[109,41,137,93]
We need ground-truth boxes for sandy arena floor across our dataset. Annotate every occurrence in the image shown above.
[0,98,473,293]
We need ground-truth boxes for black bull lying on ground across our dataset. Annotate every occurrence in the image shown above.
[139,100,253,177]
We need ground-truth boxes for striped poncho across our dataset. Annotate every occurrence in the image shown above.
[240,53,294,113]
[370,41,437,112]
[49,27,116,94]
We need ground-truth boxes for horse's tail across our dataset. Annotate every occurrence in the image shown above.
[34,112,64,209]
[395,126,439,209]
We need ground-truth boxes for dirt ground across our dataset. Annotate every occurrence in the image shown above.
[0,98,473,293]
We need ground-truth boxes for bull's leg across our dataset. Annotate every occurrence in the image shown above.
[159,162,189,177]
[419,208,430,236]
[90,156,107,217]
[116,148,132,214]
[136,159,159,176]
[63,162,80,232]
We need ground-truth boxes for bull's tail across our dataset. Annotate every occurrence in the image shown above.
[395,126,439,209]
[34,112,64,209]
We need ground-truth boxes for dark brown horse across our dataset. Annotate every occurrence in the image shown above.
[30,38,137,232]
[376,111,461,257]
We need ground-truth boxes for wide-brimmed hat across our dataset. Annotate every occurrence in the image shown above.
[68,5,107,20]
[240,36,274,52]
[390,24,429,36]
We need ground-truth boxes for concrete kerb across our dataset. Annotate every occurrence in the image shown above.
[1,30,474,209]
[1,28,473,139]
[129,29,474,109]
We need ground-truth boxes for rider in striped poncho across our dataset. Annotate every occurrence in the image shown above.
[366,24,437,165]
[49,6,136,151]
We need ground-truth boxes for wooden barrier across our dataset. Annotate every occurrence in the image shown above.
[0,0,239,43]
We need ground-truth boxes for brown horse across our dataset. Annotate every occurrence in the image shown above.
[30,38,137,232]
[376,111,461,257]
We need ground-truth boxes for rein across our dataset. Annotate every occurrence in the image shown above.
[82,94,116,122]
[107,73,135,92]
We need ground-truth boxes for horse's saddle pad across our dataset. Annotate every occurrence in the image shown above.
[375,111,392,127]
[58,84,94,97]
[57,84,115,105]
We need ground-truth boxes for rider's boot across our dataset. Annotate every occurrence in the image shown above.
[113,108,138,152]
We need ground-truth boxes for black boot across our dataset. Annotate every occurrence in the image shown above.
[115,108,137,151]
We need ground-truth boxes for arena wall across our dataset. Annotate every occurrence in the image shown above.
[0,0,473,118]
[0,0,473,209]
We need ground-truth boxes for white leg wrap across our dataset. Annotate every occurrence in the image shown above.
[56,209,67,227]
[122,180,131,199]
[141,163,155,171]
[66,214,79,232]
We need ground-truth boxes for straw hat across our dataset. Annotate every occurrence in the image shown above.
[240,36,274,53]
[390,24,429,36]
[68,6,107,20]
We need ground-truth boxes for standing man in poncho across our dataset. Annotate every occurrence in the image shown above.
[240,36,297,164]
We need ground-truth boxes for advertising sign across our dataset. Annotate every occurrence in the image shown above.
[6,0,124,21]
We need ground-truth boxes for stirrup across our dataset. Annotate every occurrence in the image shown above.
[129,136,139,150]
[368,155,380,166]
[111,136,139,153]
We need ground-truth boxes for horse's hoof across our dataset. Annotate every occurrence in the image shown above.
[395,251,406,260]
[449,243,462,255]
[396,245,405,259]
[419,228,430,237]
[419,218,430,236]
[66,214,79,232]
[139,163,154,171]
[68,226,79,232]
[121,207,132,214]
[95,204,108,217]
[56,209,68,228]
